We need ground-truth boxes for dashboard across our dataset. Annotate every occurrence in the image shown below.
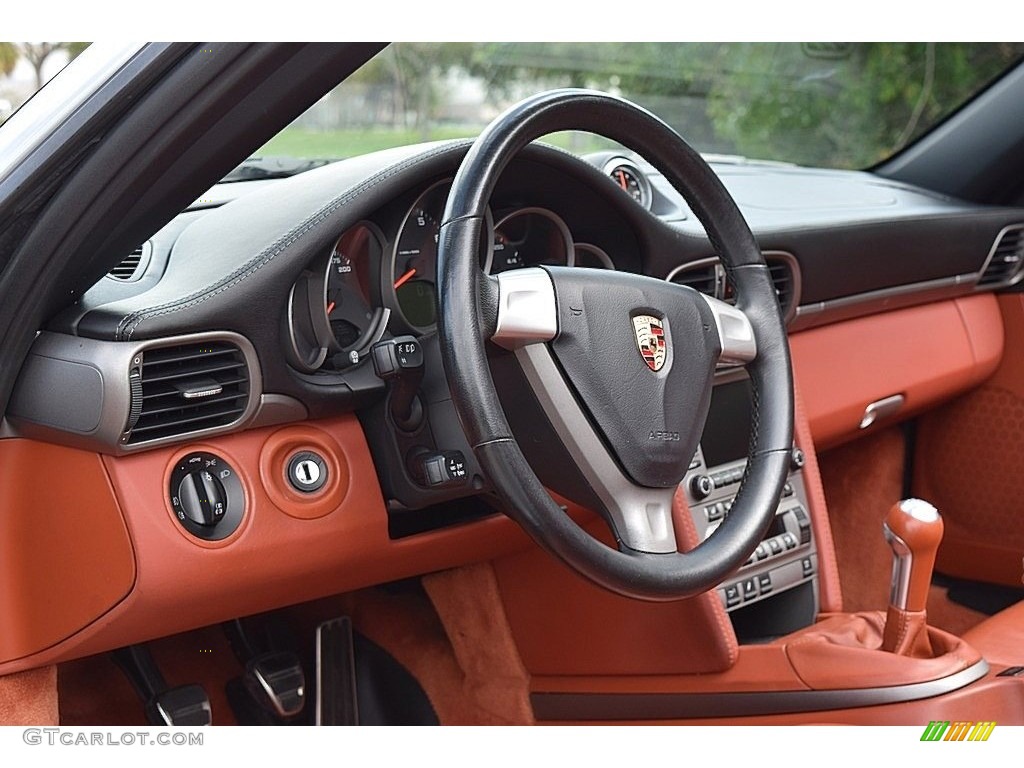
[0,137,1022,669]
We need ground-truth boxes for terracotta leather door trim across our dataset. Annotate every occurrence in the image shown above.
[791,294,1003,450]
[0,441,135,664]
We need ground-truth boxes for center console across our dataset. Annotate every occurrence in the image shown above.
[683,372,819,641]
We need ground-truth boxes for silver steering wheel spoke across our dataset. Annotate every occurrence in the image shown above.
[490,268,558,350]
[512,342,679,555]
[699,293,758,364]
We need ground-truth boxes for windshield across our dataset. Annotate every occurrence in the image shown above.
[258,42,1024,170]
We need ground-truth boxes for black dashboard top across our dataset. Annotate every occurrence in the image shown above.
[40,138,1024,426]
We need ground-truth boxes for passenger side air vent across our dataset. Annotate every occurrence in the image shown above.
[978,226,1024,288]
[107,241,151,282]
[126,340,250,444]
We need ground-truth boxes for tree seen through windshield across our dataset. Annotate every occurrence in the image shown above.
[258,42,1024,169]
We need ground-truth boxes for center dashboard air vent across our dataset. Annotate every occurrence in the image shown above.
[977,225,1024,288]
[125,339,251,445]
[666,251,801,323]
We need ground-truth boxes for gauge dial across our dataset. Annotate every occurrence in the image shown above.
[489,208,573,274]
[393,182,447,330]
[574,243,615,270]
[325,225,376,352]
[285,222,386,374]
[603,159,652,209]
[389,180,492,333]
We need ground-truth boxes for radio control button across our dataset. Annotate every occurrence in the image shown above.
[691,474,715,500]
[754,543,768,560]
[782,532,798,550]
[768,538,783,556]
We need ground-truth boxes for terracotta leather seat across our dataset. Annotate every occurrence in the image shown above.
[961,600,1024,668]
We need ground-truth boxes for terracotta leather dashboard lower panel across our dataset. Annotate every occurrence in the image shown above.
[0,415,555,676]
[790,294,1003,450]
[0,441,135,664]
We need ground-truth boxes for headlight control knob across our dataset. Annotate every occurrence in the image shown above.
[169,452,245,541]
[178,469,226,526]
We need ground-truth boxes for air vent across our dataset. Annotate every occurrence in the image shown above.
[978,226,1024,288]
[667,261,719,296]
[126,340,250,444]
[107,242,151,281]
[667,252,800,322]
[766,254,797,317]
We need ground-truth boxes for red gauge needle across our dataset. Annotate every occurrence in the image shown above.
[394,268,417,289]
[326,301,336,315]
[616,169,629,191]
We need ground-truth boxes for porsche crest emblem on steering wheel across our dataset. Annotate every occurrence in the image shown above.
[632,315,667,372]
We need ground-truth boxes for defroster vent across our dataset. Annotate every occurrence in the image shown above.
[126,340,250,444]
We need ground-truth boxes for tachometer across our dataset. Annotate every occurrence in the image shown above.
[389,180,492,333]
[392,181,448,330]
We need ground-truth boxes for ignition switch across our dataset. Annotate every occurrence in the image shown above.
[286,451,328,493]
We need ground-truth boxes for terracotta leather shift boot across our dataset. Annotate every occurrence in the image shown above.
[881,606,934,656]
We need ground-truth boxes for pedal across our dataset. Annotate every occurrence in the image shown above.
[244,652,305,718]
[223,617,307,724]
[148,684,212,726]
[112,645,212,726]
[316,616,359,725]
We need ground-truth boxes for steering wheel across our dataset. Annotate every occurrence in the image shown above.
[436,90,793,602]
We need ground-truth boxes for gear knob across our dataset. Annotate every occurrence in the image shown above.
[882,499,944,613]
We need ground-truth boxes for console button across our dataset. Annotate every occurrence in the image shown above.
[742,578,759,600]
[790,446,806,470]
[768,538,783,556]
[758,573,772,593]
[802,557,815,577]
[690,474,714,500]
[783,482,794,497]
[754,543,768,560]
[724,584,741,608]
[782,532,798,550]
[706,504,722,522]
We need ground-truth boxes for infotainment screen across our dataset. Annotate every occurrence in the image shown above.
[699,378,753,468]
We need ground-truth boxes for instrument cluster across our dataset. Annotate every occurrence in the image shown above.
[284,178,618,373]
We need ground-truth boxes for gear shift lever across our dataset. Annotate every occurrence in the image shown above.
[881,499,944,654]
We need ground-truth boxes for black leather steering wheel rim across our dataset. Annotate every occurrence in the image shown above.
[436,89,794,601]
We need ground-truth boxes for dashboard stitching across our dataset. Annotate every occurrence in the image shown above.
[116,140,473,340]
